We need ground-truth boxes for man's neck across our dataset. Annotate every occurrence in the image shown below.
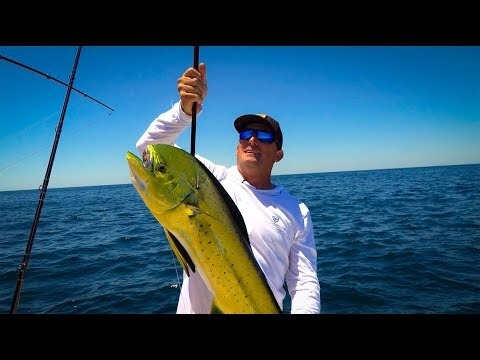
[237,166,274,190]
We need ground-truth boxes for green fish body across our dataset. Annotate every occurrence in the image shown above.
[126,144,281,314]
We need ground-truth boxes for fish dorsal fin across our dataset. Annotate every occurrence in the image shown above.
[164,228,196,276]
[194,159,250,246]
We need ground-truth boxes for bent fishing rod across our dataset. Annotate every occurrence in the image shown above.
[0,53,114,113]
[10,46,83,314]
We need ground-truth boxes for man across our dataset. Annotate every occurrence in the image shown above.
[136,63,320,314]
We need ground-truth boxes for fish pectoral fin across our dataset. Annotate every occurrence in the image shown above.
[185,204,202,217]
[210,299,224,314]
[163,228,196,276]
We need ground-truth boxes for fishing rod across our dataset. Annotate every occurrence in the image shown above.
[10,46,83,314]
[190,45,200,156]
[0,53,114,113]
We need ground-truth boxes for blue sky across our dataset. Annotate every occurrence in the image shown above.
[0,46,479,191]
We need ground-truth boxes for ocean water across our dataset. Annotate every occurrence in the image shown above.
[0,164,479,314]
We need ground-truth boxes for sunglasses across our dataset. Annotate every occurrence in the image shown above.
[239,128,275,144]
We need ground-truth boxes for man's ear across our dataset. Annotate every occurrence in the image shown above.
[275,150,284,162]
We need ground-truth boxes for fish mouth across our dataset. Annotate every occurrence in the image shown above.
[126,151,142,166]
[129,167,146,192]
[126,151,142,171]
[126,151,150,193]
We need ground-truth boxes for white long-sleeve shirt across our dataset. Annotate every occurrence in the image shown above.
[136,101,321,314]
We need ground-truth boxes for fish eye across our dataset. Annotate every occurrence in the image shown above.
[142,149,153,172]
[156,163,167,173]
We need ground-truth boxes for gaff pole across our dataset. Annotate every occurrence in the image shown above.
[190,45,200,156]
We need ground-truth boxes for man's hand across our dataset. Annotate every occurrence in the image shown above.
[178,62,208,116]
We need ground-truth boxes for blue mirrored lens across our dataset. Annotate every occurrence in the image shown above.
[256,130,274,142]
[239,129,254,140]
[239,129,274,143]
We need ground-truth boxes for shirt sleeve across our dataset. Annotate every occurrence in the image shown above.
[136,101,194,155]
[285,204,321,314]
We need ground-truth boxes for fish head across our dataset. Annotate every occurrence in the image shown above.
[126,144,197,215]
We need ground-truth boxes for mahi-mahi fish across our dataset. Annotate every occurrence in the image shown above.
[126,144,281,314]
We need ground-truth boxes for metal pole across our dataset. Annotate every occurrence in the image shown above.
[190,45,200,155]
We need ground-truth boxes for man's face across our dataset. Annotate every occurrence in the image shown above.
[235,123,283,172]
